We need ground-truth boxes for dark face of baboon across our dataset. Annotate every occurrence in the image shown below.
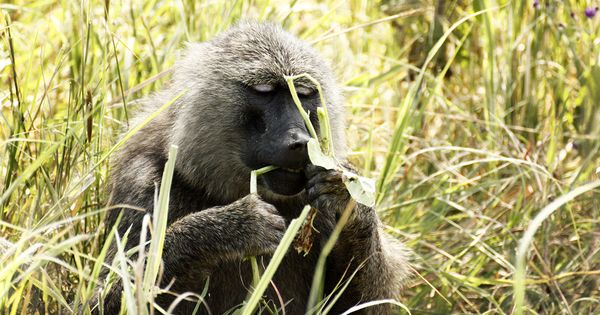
[240,81,314,195]
[167,22,346,201]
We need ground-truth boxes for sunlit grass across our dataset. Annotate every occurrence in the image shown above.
[1,0,599,314]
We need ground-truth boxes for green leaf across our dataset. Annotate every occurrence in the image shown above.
[307,138,337,170]
[342,171,376,207]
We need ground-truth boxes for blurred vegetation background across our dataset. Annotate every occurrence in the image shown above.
[1,0,599,314]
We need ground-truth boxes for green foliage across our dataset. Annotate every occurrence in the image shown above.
[1,0,599,314]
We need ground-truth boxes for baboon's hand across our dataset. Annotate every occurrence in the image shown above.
[305,164,379,227]
[229,194,286,256]
[305,165,352,216]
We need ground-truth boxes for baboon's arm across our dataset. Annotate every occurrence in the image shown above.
[305,165,411,314]
[160,194,285,284]
[330,204,411,314]
[95,194,284,314]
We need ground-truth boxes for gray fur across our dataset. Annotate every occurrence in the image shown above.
[95,22,410,314]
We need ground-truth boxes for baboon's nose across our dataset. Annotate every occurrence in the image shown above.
[287,131,310,152]
[280,129,310,168]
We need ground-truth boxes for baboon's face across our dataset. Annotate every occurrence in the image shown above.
[239,80,320,196]
[172,23,344,202]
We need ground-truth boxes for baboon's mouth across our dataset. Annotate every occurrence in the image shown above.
[261,168,306,196]
[282,167,302,173]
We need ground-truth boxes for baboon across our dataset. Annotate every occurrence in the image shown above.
[95,22,411,314]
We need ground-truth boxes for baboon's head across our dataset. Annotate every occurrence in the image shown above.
[168,22,346,204]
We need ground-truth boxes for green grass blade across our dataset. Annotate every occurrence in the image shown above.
[241,205,312,315]
[513,180,600,315]
[142,145,178,303]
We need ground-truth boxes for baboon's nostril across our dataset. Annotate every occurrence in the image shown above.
[289,140,306,151]
[287,131,310,152]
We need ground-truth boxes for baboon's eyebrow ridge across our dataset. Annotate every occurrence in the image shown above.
[239,69,316,89]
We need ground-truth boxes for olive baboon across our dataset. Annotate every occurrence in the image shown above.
[96,22,411,314]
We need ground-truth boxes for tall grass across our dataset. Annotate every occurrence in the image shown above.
[1,0,599,314]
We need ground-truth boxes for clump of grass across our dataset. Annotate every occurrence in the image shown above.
[94,145,180,314]
[1,1,599,314]
[513,179,600,315]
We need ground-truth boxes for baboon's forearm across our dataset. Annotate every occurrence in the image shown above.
[160,207,235,284]
[159,193,285,289]
[331,204,407,310]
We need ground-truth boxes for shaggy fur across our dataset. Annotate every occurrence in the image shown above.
[94,22,410,314]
